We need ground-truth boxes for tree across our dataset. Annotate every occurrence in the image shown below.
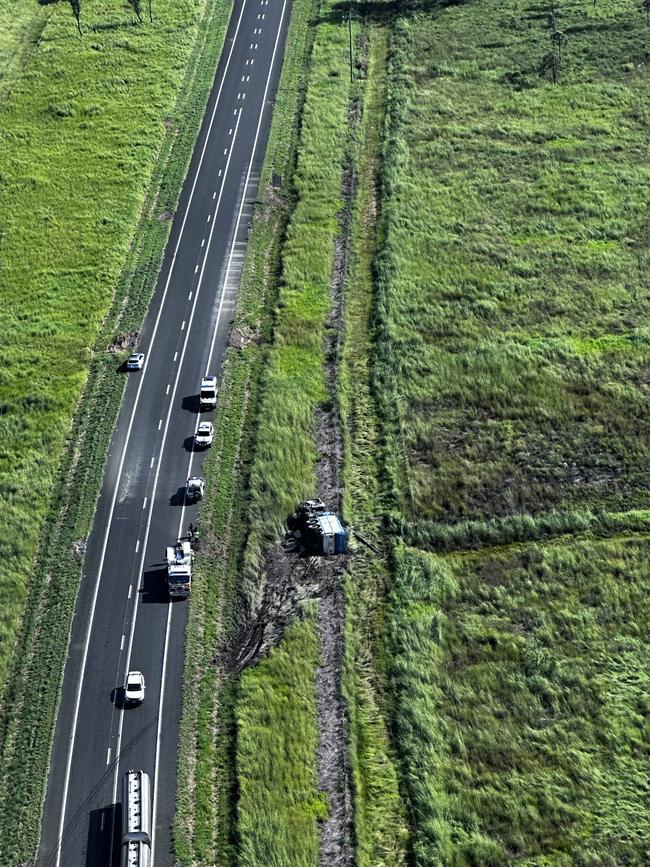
[128,0,143,22]
[643,0,650,25]
[69,0,81,34]
[551,27,567,63]
[539,1,567,84]
[539,50,559,84]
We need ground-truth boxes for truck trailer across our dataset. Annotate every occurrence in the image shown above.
[288,499,348,555]
[121,769,151,867]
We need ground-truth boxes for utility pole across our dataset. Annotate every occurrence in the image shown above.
[348,6,353,83]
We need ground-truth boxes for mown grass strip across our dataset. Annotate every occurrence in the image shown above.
[0,0,232,859]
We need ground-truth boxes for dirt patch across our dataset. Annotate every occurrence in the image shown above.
[157,210,174,222]
[72,538,87,560]
[232,546,348,673]
[106,330,138,354]
[229,324,261,350]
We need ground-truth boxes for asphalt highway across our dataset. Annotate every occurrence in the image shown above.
[36,0,290,863]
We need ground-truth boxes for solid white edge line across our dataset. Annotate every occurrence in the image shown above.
[111,109,245,834]
[154,0,290,857]
[204,0,288,378]
[51,0,250,858]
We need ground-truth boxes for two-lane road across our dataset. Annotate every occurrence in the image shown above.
[37,0,290,863]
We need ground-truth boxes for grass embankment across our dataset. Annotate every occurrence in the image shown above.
[339,25,408,867]
[377,0,650,526]
[173,0,317,858]
[390,540,650,864]
[234,0,355,861]
[0,0,49,105]
[0,0,232,860]
[237,610,328,866]
[240,0,354,606]
[376,1,650,863]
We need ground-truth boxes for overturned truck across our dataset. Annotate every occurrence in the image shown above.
[287,499,348,555]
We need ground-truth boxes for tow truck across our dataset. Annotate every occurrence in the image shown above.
[166,539,192,598]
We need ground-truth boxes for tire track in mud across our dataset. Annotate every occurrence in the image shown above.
[312,107,360,866]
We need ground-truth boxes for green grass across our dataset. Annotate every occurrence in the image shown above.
[371,1,650,863]
[376,0,650,525]
[236,610,327,867]
[389,539,650,865]
[0,0,233,859]
[339,23,409,867]
[0,0,49,106]
[234,0,359,862]
[0,0,222,707]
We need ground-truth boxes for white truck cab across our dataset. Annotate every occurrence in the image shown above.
[199,375,218,410]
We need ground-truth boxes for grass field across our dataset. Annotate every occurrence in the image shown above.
[374,1,650,863]
[0,0,222,704]
[0,0,232,860]
[376,0,650,525]
[389,539,650,865]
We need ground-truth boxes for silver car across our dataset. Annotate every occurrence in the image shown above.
[126,352,145,371]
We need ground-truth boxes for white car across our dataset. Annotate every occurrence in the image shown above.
[125,671,145,706]
[126,352,145,371]
[194,421,214,448]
